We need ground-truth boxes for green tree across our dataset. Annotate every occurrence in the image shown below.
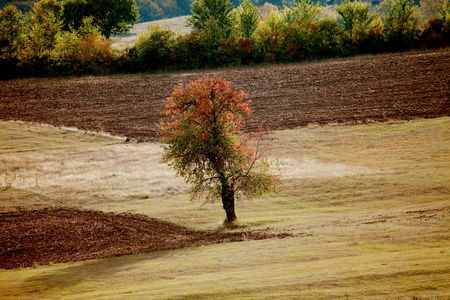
[376,0,394,18]
[418,0,445,21]
[136,0,164,21]
[0,5,24,59]
[159,78,280,223]
[259,2,278,20]
[62,0,139,38]
[440,0,450,21]
[281,0,322,25]
[186,0,235,39]
[253,10,285,62]
[135,24,177,69]
[335,0,378,38]
[238,0,260,39]
[51,17,113,68]
[24,0,62,58]
[313,18,345,57]
[383,0,419,50]
[0,0,34,13]
[61,0,86,31]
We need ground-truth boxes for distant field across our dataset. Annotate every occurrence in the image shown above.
[110,16,191,47]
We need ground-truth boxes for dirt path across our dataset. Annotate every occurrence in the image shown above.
[1,51,449,142]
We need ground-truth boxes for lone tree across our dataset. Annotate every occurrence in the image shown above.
[159,78,280,223]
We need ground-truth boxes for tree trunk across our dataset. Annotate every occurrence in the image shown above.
[221,183,237,223]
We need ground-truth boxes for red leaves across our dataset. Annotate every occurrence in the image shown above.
[159,77,280,207]
[160,77,251,143]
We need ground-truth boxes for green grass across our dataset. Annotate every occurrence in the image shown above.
[0,118,449,299]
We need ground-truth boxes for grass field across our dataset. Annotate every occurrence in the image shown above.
[0,117,449,299]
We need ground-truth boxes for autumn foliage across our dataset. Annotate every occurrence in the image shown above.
[159,78,280,222]
[2,0,450,78]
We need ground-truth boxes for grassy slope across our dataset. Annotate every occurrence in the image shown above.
[0,118,449,299]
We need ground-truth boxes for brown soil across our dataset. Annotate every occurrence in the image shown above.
[1,51,449,142]
[0,207,287,269]
[0,51,449,270]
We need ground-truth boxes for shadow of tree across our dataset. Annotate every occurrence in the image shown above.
[13,250,173,298]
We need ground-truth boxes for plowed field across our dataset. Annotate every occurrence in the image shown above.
[0,208,287,269]
[1,51,449,142]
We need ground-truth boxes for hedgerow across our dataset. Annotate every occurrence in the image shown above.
[1,0,449,79]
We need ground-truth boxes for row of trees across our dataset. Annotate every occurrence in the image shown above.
[0,0,139,78]
[132,0,450,70]
[1,0,449,78]
[0,0,397,22]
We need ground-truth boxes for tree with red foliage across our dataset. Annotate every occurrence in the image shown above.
[159,78,280,223]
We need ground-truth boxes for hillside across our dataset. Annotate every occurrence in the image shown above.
[111,16,191,47]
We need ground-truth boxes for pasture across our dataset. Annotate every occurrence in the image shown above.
[1,116,449,299]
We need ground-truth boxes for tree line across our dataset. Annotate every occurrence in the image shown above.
[1,0,397,22]
[1,0,449,79]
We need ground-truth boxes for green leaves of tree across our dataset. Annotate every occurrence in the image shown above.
[0,5,24,58]
[62,0,139,38]
[187,0,235,40]
[238,0,260,39]
[336,0,378,37]
[383,0,420,49]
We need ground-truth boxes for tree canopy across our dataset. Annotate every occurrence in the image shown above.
[1,0,449,78]
[335,0,378,37]
[0,4,24,58]
[186,0,235,40]
[62,0,139,38]
[159,78,280,222]
[238,0,260,39]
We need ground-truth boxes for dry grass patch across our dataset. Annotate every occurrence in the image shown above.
[0,118,449,299]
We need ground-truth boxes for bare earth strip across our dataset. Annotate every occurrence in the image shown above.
[1,51,449,142]
[0,207,287,269]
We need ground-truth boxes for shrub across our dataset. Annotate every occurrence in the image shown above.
[283,20,316,62]
[171,33,207,69]
[214,38,241,67]
[238,38,255,65]
[420,16,450,48]
[135,24,177,70]
[383,0,420,51]
[51,17,114,75]
[357,18,385,53]
[313,18,346,58]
